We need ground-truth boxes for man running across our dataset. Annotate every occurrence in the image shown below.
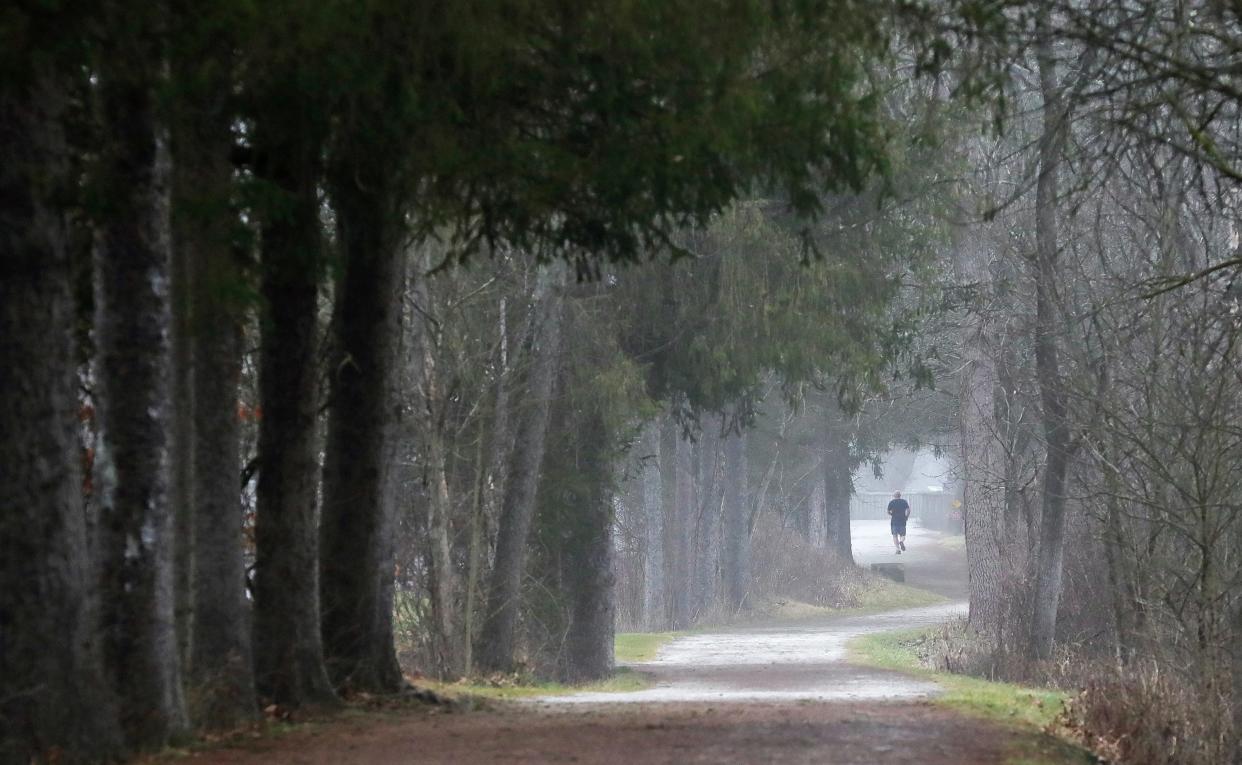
[887,491,910,554]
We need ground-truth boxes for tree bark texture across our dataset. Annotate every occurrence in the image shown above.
[822,416,855,564]
[483,296,516,525]
[251,128,338,707]
[189,306,254,724]
[169,197,195,680]
[319,172,406,693]
[1232,596,1242,764]
[994,354,1032,554]
[641,421,666,628]
[476,267,566,673]
[690,425,721,618]
[173,79,258,726]
[466,297,513,672]
[720,426,750,614]
[1030,25,1073,661]
[792,485,813,540]
[93,58,190,748]
[559,412,617,683]
[422,414,460,676]
[664,428,695,629]
[0,69,124,764]
[954,228,1006,636]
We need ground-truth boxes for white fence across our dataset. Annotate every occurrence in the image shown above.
[850,491,962,533]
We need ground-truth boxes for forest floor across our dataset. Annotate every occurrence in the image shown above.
[169,522,1093,764]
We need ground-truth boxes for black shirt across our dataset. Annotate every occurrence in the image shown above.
[887,498,910,521]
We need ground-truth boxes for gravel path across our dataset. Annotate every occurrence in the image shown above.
[179,523,1086,764]
[537,520,967,705]
[536,600,965,704]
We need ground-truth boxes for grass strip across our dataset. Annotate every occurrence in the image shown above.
[848,628,1094,764]
[615,631,683,662]
[849,628,1064,727]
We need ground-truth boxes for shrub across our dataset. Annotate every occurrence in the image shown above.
[1057,664,1234,765]
[747,516,870,610]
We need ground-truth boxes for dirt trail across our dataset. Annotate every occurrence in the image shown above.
[192,703,1053,765]
[182,523,1079,764]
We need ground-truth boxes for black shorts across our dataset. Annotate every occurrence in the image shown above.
[891,520,907,536]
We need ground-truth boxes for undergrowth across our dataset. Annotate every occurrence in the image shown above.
[889,619,1237,764]
[849,627,1095,765]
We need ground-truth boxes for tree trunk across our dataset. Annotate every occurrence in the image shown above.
[189,307,255,725]
[665,429,695,629]
[560,417,617,683]
[1029,22,1073,661]
[690,424,721,618]
[822,415,855,564]
[174,85,258,726]
[641,421,666,628]
[411,244,464,678]
[465,296,514,673]
[1102,487,1139,660]
[994,351,1030,555]
[0,68,124,764]
[251,126,338,707]
[792,472,813,540]
[1232,595,1242,764]
[720,426,750,614]
[464,435,487,676]
[658,417,680,630]
[476,267,566,673]
[562,500,617,683]
[319,170,406,693]
[92,51,191,748]
[954,227,1006,635]
[824,463,854,564]
[170,194,195,680]
[423,417,460,676]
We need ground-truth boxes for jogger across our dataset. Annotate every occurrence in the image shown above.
[887,491,910,554]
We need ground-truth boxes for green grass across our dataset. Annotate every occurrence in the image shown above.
[849,628,1065,728]
[849,629,1094,764]
[853,577,950,611]
[615,631,683,662]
